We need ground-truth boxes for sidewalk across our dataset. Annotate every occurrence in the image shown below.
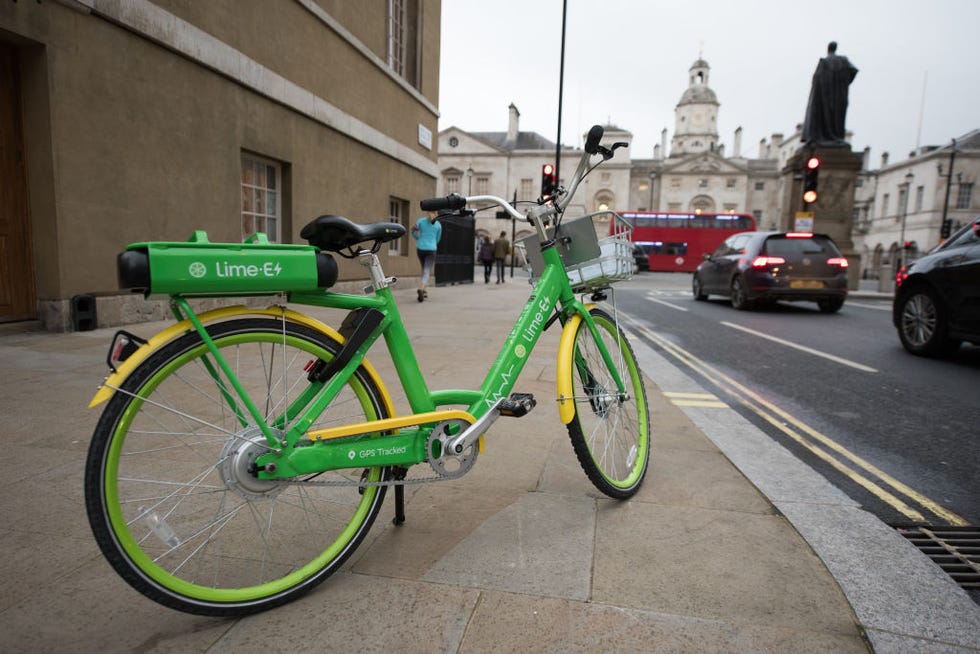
[0,275,977,653]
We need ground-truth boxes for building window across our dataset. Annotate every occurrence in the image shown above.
[956,182,973,209]
[667,202,682,211]
[389,197,408,255]
[723,203,737,212]
[670,177,681,188]
[241,152,281,242]
[914,185,924,212]
[726,178,736,189]
[445,175,460,194]
[897,187,908,219]
[387,0,419,87]
[475,175,490,195]
[882,193,889,218]
[520,178,533,200]
[698,178,708,188]
[754,181,765,191]
[752,209,763,222]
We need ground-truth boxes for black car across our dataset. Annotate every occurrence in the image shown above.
[893,218,980,356]
[693,231,849,312]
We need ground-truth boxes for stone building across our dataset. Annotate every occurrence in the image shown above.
[632,58,781,229]
[437,104,633,249]
[852,131,979,286]
[437,57,788,251]
[1,0,442,330]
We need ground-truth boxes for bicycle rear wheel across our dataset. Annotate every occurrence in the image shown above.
[85,318,391,616]
[565,308,650,499]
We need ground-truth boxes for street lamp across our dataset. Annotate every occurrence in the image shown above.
[898,170,914,271]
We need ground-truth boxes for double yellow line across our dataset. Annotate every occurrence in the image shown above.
[627,319,966,527]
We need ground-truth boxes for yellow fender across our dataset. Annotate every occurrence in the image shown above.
[88,306,396,422]
[555,305,594,425]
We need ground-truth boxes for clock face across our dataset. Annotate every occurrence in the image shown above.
[449,136,459,147]
[691,112,705,127]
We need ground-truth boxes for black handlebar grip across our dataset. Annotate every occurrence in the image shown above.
[420,193,466,212]
[584,125,604,154]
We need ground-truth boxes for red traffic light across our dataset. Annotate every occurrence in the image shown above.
[802,155,820,204]
[541,163,557,198]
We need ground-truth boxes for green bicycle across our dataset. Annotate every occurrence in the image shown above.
[84,125,650,616]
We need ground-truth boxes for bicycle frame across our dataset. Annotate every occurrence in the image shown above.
[253,238,625,479]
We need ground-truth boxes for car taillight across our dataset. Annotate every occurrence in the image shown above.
[786,232,813,238]
[751,256,785,268]
[827,257,849,268]
[895,265,908,288]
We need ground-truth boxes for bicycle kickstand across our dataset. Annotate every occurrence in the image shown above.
[392,466,409,526]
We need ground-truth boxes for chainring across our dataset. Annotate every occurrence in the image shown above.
[426,418,478,479]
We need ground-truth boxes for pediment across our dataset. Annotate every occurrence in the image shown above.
[438,127,505,154]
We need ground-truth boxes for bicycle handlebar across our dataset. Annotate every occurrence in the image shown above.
[420,193,466,212]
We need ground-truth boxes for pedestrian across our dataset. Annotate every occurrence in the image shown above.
[492,230,510,283]
[411,210,442,302]
[477,235,494,284]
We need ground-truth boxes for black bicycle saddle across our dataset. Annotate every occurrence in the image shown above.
[301,215,406,254]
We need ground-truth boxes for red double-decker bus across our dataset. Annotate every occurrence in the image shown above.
[617,211,756,272]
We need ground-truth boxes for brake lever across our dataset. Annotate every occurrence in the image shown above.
[597,142,629,161]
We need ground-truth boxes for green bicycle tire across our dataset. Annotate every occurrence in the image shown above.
[85,318,391,616]
[565,307,651,499]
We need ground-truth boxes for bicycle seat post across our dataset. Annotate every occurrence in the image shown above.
[358,251,396,292]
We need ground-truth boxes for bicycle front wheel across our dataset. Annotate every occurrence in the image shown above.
[85,318,391,616]
[565,308,650,499]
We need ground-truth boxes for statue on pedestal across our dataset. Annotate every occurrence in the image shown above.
[802,41,858,147]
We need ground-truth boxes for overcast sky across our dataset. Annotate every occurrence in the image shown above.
[437,0,976,165]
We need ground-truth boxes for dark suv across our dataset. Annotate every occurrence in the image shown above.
[693,231,849,312]
[893,218,980,356]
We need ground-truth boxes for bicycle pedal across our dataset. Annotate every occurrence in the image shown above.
[499,393,536,417]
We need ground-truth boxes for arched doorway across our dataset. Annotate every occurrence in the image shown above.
[689,194,715,213]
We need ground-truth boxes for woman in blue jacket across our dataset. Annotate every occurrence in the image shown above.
[411,211,442,302]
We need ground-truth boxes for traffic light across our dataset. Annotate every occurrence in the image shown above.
[802,156,820,205]
[941,219,952,239]
[541,163,557,199]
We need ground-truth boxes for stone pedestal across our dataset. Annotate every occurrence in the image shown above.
[781,147,864,290]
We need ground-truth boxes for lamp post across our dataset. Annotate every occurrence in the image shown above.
[898,170,914,271]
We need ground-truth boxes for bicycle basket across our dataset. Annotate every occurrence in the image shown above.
[517,211,634,292]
